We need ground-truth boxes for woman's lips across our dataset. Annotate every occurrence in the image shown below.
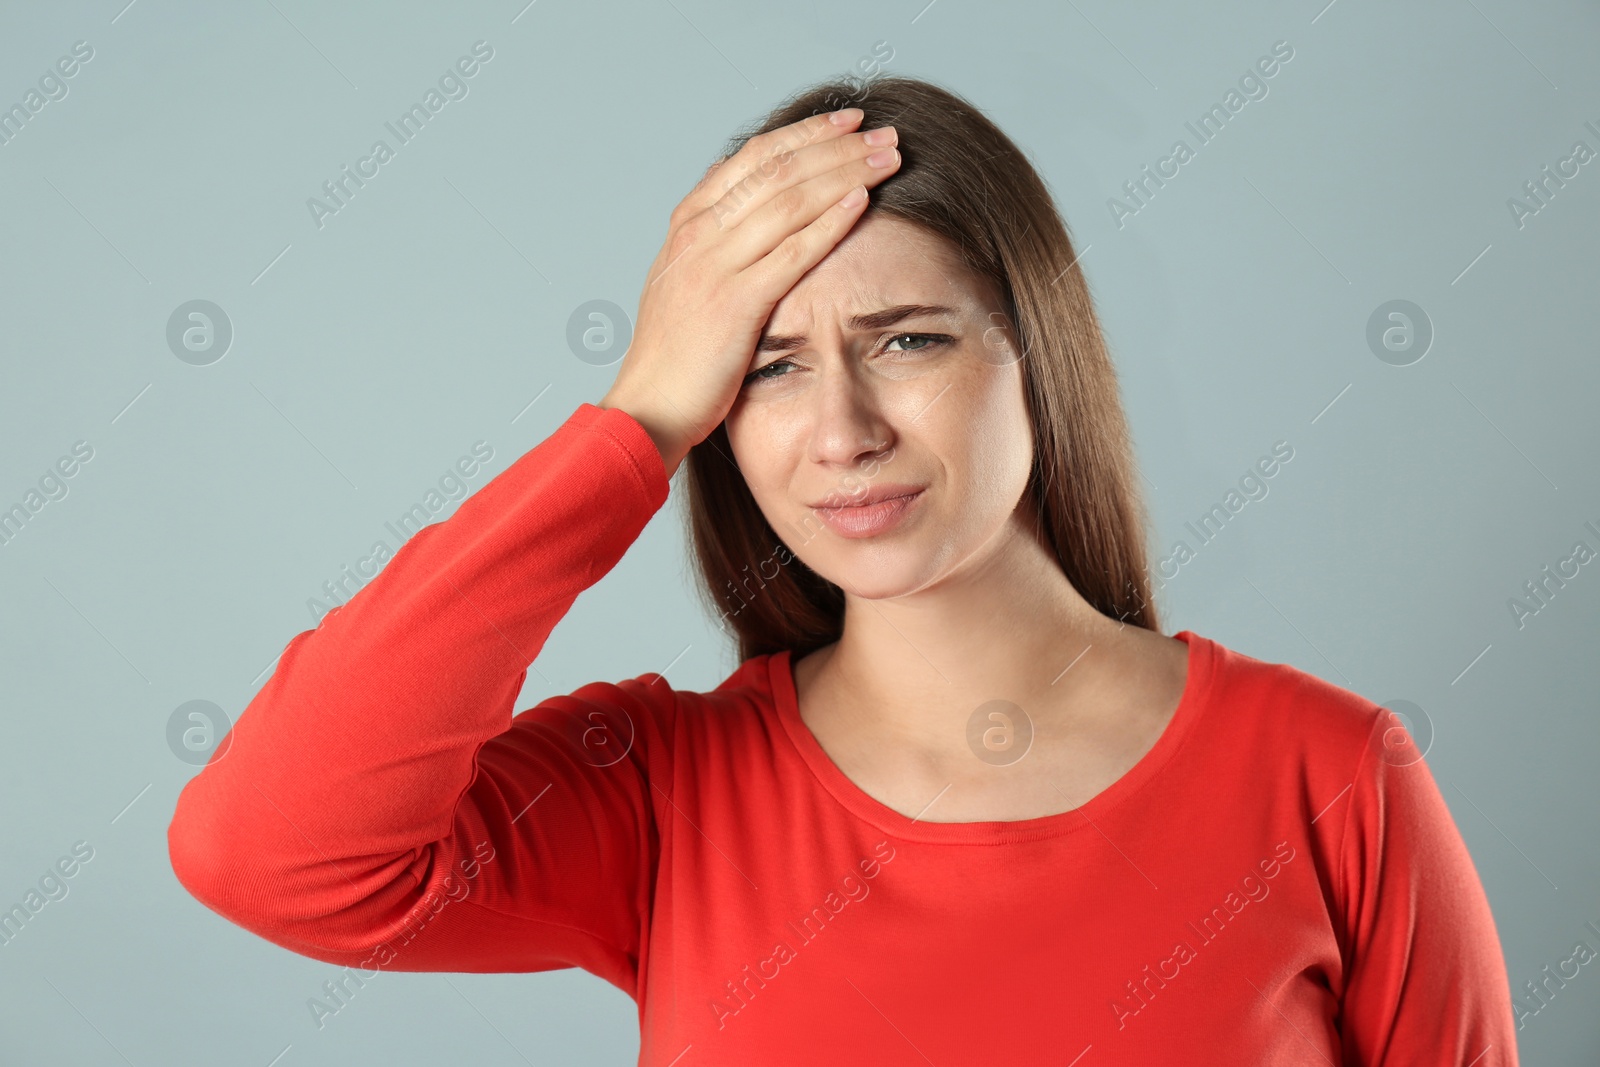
[817,490,924,539]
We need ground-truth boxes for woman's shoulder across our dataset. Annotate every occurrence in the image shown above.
[1186,629,1392,767]
[504,650,788,779]
[555,647,786,729]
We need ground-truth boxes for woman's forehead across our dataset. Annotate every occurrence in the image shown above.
[770,219,993,324]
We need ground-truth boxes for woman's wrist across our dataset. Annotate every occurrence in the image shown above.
[596,387,690,479]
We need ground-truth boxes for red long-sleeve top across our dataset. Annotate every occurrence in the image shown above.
[167,401,1520,1065]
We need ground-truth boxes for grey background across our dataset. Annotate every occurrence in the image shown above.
[1,0,1596,1063]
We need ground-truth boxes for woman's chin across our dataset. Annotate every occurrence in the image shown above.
[817,554,940,602]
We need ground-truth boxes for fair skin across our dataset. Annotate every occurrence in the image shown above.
[600,107,1188,823]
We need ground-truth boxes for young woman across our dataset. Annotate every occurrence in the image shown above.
[168,75,1519,1064]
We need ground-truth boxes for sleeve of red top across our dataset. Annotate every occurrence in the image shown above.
[1334,710,1520,1066]
[165,401,673,997]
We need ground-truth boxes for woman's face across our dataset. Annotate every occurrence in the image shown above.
[723,214,1035,600]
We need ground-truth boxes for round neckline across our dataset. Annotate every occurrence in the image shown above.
[769,629,1217,845]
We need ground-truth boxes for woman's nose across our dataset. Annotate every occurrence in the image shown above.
[805,361,894,468]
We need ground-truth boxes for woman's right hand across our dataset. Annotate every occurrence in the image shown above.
[598,106,902,477]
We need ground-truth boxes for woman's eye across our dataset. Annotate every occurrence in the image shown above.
[743,360,794,385]
[742,335,950,387]
[884,333,950,353]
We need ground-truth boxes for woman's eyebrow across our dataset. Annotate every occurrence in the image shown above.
[756,304,960,353]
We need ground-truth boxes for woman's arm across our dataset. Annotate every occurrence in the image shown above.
[166,401,673,993]
[1334,711,1521,1065]
[167,104,904,994]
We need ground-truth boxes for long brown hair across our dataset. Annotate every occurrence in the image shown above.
[682,73,1160,664]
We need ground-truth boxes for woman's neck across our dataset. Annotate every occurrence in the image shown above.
[800,511,1143,758]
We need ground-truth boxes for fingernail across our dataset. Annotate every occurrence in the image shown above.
[862,126,897,147]
[867,147,898,169]
[830,107,864,126]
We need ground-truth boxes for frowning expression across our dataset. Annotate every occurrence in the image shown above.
[723,214,1037,599]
